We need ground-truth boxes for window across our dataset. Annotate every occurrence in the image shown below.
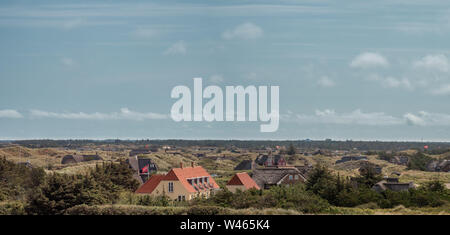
[294,175,299,180]
[289,175,293,180]
[168,182,174,193]
[177,195,182,201]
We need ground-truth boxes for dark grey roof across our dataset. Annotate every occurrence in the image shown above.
[255,154,286,166]
[372,179,414,193]
[126,156,158,184]
[252,167,306,189]
[234,160,253,170]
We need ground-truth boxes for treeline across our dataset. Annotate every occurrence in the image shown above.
[9,139,450,151]
[0,158,139,215]
[376,151,445,171]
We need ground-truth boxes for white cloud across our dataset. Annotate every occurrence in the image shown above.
[317,76,335,87]
[0,109,23,118]
[404,111,450,126]
[413,54,449,72]
[61,57,75,66]
[222,22,263,40]
[367,74,413,90]
[290,109,403,126]
[404,113,426,126]
[284,109,450,127]
[29,108,167,121]
[208,74,224,84]
[350,52,389,69]
[163,41,186,55]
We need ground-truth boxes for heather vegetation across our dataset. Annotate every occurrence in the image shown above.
[1,157,449,215]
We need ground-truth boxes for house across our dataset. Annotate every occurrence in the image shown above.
[226,172,260,192]
[234,159,255,170]
[129,148,157,157]
[389,156,409,165]
[358,162,382,175]
[126,156,158,184]
[255,154,287,167]
[427,160,450,172]
[252,167,307,189]
[61,154,103,164]
[335,155,367,164]
[135,163,220,201]
[372,177,415,193]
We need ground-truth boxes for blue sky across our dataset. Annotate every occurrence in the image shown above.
[1,0,450,141]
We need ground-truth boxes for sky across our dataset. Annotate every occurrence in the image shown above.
[1,0,450,141]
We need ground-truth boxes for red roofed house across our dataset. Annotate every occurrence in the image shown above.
[226,172,260,192]
[135,162,220,201]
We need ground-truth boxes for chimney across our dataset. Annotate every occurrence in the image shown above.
[191,162,194,168]
[180,162,183,169]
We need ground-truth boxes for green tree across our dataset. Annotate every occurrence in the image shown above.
[287,144,296,155]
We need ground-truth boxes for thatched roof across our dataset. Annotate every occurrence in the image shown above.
[372,178,414,193]
[126,156,158,184]
[252,167,306,189]
[234,160,254,170]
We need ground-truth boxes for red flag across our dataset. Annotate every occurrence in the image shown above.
[424,145,429,149]
[141,164,149,173]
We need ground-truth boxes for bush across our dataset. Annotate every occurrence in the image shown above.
[65,204,188,215]
[407,152,433,171]
[0,158,46,201]
[194,184,330,214]
[0,201,26,215]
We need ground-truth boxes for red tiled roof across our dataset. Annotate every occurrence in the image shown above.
[135,174,164,194]
[227,172,260,190]
[135,166,220,194]
[164,166,220,193]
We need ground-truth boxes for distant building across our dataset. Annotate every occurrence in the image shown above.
[129,147,157,157]
[234,160,255,170]
[135,163,220,201]
[226,172,260,192]
[252,167,307,189]
[61,154,102,164]
[358,162,382,175]
[427,160,450,172]
[389,156,409,166]
[372,177,415,193]
[255,154,287,167]
[126,156,158,184]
